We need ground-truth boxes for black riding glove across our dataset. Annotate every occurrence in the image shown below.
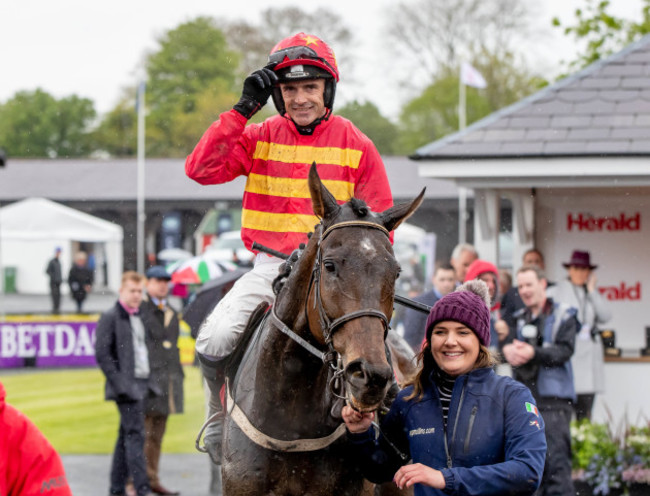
[233,68,278,119]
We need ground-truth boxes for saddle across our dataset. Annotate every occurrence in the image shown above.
[223,301,270,394]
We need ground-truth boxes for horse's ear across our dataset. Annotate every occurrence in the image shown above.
[379,188,426,232]
[309,162,340,220]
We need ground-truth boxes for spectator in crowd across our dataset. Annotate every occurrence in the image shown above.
[0,380,72,495]
[186,32,393,465]
[342,280,546,495]
[502,265,577,496]
[547,250,611,421]
[68,251,93,313]
[95,271,159,496]
[140,266,184,495]
[46,246,63,314]
[501,248,546,329]
[464,259,510,352]
[499,268,512,298]
[401,263,455,352]
[449,243,478,285]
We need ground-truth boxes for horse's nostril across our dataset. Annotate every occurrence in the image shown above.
[345,359,391,389]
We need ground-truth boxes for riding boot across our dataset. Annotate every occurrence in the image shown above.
[199,354,226,466]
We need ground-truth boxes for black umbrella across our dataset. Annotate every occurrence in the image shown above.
[182,267,251,338]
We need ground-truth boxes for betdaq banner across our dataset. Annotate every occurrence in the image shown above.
[0,317,97,368]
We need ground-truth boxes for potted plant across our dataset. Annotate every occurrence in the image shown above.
[572,419,650,496]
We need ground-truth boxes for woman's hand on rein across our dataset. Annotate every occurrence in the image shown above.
[393,463,446,490]
[341,405,374,433]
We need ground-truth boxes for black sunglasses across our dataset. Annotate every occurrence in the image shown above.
[267,45,336,75]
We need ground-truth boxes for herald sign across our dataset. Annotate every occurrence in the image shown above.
[0,321,97,368]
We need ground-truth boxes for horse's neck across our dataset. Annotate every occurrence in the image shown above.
[234,322,339,438]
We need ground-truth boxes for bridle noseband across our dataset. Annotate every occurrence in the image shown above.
[311,220,391,347]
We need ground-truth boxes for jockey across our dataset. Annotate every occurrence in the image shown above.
[185,32,394,464]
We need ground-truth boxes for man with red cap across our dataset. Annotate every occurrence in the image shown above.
[464,259,510,350]
[185,32,393,465]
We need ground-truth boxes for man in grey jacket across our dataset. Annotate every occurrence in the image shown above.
[503,265,578,496]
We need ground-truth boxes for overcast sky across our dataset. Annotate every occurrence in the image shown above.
[0,0,644,120]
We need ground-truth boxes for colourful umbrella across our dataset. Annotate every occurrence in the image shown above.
[168,256,227,285]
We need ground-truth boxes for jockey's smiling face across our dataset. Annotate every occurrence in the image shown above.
[280,79,326,127]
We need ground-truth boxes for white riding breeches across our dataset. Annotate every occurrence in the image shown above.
[195,255,282,360]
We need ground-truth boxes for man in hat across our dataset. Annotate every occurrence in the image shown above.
[139,266,184,495]
[46,247,63,314]
[502,265,578,496]
[547,250,611,421]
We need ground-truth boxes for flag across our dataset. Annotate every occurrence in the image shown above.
[460,62,487,89]
[525,402,539,417]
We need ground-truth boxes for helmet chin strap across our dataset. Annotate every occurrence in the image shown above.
[289,108,332,136]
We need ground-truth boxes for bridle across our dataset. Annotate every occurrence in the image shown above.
[310,220,391,347]
[270,220,392,399]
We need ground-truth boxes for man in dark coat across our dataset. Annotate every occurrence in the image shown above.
[401,263,456,352]
[139,266,184,496]
[95,271,158,496]
[45,247,63,314]
[68,251,93,313]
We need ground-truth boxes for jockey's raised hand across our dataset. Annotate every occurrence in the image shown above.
[233,68,278,119]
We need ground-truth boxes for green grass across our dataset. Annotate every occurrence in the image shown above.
[1,366,207,454]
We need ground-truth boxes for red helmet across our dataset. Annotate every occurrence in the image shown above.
[267,33,339,115]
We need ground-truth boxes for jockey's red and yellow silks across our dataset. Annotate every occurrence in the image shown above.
[186,109,393,255]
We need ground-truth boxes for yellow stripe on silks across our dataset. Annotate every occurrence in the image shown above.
[246,173,354,201]
[242,209,320,233]
[253,142,363,169]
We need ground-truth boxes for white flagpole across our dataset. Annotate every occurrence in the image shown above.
[136,80,146,274]
[459,68,467,131]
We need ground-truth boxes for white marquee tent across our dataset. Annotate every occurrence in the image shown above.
[0,198,123,294]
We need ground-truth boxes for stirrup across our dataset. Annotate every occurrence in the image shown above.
[195,410,225,453]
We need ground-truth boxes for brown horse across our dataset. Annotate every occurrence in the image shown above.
[220,164,423,495]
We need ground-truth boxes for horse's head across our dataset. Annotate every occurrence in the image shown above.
[307,163,424,412]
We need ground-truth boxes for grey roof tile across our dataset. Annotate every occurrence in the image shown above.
[526,129,569,141]
[585,140,631,153]
[616,100,650,113]
[621,77,650,89]
[610,127,650,139]
[635,115,650,126]
[558,89,600,102]
[573,100,617,114]
[598,63,645,76]
[481,129,527,142]
[549,115,592,128]
[579,77,622,88]
[599,89,641,102]
[542,141,589,154]
[500,142,545,154]
[592,115,635,126]
[567,128,612,140]
[628,141,650,152]
[509,116,551,128]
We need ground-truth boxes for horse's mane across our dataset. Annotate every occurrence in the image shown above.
[348,197,369,218]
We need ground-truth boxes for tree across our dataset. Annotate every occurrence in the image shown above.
[220,7,353,78]
[396,57,545,153]
[383,0,532,86]
[553,0,650,70]
[0,89,96,157]
[92,91,137,157]
[145,17,240,156]
[336,100,399,155]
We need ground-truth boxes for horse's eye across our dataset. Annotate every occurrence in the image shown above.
[323,260,336,273]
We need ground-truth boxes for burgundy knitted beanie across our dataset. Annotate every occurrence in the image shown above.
[425,280,492,346]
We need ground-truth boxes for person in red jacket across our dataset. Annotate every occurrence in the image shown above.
[0,381,72,496]
[186,32,394,465]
